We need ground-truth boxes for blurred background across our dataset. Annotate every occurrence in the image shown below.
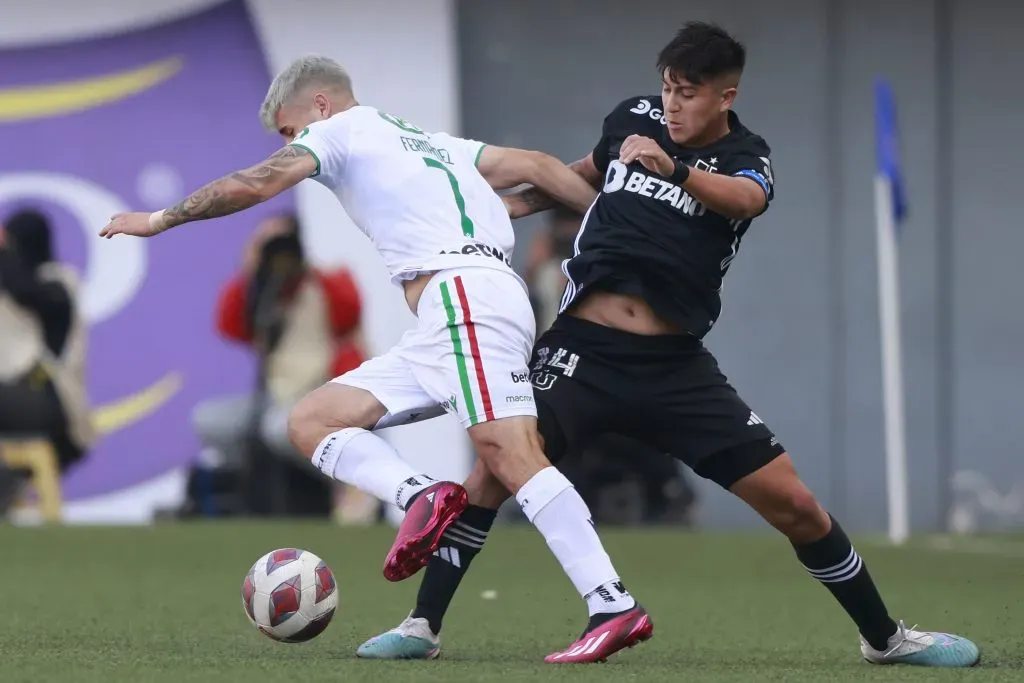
[1,0,1022,535]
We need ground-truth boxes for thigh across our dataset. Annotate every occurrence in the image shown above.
[590,433,680,480]
[528,327,619,465]
[639,345,784,487]
[407,268,538,429]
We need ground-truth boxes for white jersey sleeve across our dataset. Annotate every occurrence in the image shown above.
[288,117,352,185]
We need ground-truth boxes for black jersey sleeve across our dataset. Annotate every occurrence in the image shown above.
[717,137,775,209]
[591,96,659,174]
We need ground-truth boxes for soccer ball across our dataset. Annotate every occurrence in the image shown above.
[241,548,338,642]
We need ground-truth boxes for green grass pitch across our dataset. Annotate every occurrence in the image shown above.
[1,523,1021,682]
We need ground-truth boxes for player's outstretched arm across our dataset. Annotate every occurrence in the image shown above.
[499,153,604,219]
[476,147,599,219]
[497,153,603,219]
[99,146,316,239]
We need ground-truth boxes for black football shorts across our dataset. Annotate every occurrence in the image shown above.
[530,315,785,489]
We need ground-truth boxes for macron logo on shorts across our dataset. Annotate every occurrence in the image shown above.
[507,371,534,405]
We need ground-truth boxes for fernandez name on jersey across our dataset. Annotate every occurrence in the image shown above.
[562,95,775,339]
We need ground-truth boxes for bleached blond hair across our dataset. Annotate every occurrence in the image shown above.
[259,55,353,131]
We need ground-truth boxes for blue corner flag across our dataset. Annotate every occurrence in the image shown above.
[875,79,908,224]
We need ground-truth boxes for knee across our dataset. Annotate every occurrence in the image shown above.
[288,384,387,458]
[286,396,334,459]
[469,417,549,493]
[731,454,830,542]
[767,487,830,542]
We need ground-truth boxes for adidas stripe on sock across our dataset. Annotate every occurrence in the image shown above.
[412,505,497,633]
[794,515,898,651]
[432,519,488,567]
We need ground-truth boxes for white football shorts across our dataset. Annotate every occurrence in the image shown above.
[333,266,537,430]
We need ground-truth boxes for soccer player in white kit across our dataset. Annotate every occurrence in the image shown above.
[101,56,651,662]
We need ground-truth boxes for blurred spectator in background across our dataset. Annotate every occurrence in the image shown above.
[0,209,93,512]
[173,214,374,521]
[524,208,698,526]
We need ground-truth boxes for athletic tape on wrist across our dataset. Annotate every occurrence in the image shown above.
[669,159,691,185]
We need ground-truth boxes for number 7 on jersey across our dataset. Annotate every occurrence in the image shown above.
[423,157,475,238]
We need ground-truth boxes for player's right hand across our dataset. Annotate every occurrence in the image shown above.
[99,212,162,239]
[619,135,673,177]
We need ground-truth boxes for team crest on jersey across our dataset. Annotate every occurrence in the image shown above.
[693,157,718,173]
[378,111,425,135]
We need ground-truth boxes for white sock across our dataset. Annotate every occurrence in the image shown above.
[516,467,636,616]
[312,428,435,509]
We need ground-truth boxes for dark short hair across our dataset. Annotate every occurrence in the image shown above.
[262,212,304,260]
[4,208,53,267]
[656,22,746,86]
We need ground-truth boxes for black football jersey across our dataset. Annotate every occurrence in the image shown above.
[560,95,775,338]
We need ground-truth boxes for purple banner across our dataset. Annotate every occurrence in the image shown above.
[0,0,293,500]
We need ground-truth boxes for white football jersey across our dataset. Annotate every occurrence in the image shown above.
[289,106,517,285]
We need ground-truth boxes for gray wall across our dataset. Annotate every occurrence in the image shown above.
[457,0,1024,531]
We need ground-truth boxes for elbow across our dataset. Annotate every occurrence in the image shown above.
[735,201,764,221]
[724,190,767,221]
[733,178,769,219]
[745,196,768,219]
[519,151,550,184]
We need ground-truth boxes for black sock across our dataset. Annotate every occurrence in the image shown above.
[792,515,898,652]
[411,504,496,634]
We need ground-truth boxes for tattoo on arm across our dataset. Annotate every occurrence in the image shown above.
[517,188,558,214]
[162,146,311,229]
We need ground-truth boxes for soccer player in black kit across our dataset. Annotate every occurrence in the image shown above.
[358,22,980,667]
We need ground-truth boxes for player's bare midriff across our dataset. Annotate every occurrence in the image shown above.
[403,271,437,314]
[405,272,680,336]
[570,291,683,336]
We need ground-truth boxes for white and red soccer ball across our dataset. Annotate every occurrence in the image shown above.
[242,548,338,642]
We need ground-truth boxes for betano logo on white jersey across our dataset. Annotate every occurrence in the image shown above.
[290,106,516,285]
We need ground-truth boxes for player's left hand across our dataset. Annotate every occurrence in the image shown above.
[99,212,161,239]
[619,135,674,177]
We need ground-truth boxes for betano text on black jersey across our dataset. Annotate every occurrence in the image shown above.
[560,95,774,339]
